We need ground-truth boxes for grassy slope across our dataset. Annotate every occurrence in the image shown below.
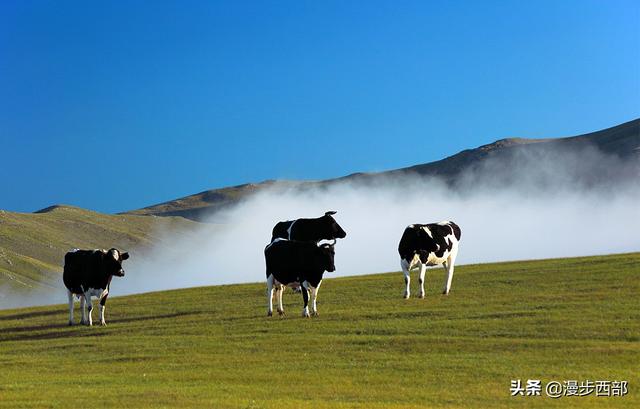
[0,206,202,293]
[0,253,638,408]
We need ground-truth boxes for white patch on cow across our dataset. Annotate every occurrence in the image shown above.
[79,295,87,325]
[401,258,411,298]
[420,226,433,238]
[99,303,106,326]
[286,220,297,240]
[311,280,322,315]
[266,274,275,316]
[67,289,75,325]
[111,249,119,260]
[276,283,285,315]
[418,263,427,298]
[443,245,458,295]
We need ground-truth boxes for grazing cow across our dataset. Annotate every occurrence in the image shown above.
[265,238,336,317]
[63,248,129,326]
[271,211,347,243]
[398,221,461,298]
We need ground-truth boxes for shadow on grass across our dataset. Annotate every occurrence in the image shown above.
[113,311,200,324]
[0,312,199,343]
[0,309,62,321]
[0,321,110,343]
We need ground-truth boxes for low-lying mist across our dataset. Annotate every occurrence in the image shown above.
[114,145,640,298]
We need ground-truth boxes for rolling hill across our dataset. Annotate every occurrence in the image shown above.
[0,205,204,298]
[0,253,637,408]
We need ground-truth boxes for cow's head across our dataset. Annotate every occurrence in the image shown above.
[318,241,336,273]
[105,248,130,277]
[321,211,347,240]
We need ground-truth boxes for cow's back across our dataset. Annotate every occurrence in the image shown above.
[63,250,101,294]
[271,220,293,242]
[399,221,461,264]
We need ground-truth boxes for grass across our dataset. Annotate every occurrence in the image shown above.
[0,252,638,408]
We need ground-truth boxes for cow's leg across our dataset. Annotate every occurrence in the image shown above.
[401,259,411,299]
[266,274,274,317]
[84,293,93,326]
[311,280,322,316]
[277,284,285,316]
[418,263,427,298]
[443,253,457,295]
[301,280,310,317]
[99,293,109,326]
[79,295,87,325]
[67,289,75,326]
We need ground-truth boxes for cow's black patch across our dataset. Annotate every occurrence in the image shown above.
[270,212,346,243]
[271,220,294,242]
[63,249,128,296]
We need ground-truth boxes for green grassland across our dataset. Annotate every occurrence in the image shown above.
[0,205,204,293]
[0,252,637,408]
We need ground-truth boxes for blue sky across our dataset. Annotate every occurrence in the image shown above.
[1,0,638,213]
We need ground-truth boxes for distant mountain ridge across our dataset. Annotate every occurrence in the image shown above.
[126,118,640,221]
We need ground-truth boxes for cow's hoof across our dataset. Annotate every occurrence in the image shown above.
[302,311,310,318]
[80,320,87,325]
[278,310,285,316]
[68,321,74,326]
[403,293,410,299]
[267,311,273,317]
[418,293,425,299]
[100,321,107,326]
[311,311,319,317]
[442,291,449,295]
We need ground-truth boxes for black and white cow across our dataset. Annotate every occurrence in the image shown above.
[398,221,461,298]
[63,248,129,326]
[264,238,336,317]
[271,211,347,243]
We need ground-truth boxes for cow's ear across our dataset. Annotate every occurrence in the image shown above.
[121,252,130,260]
[325,211,337,216]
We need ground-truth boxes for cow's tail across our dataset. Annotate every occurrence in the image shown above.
[449,222,462,241]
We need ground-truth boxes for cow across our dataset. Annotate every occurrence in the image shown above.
[271,211,347,243]
[398,221,461,298]
[63,248,129,326]
[265,238,336,317]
